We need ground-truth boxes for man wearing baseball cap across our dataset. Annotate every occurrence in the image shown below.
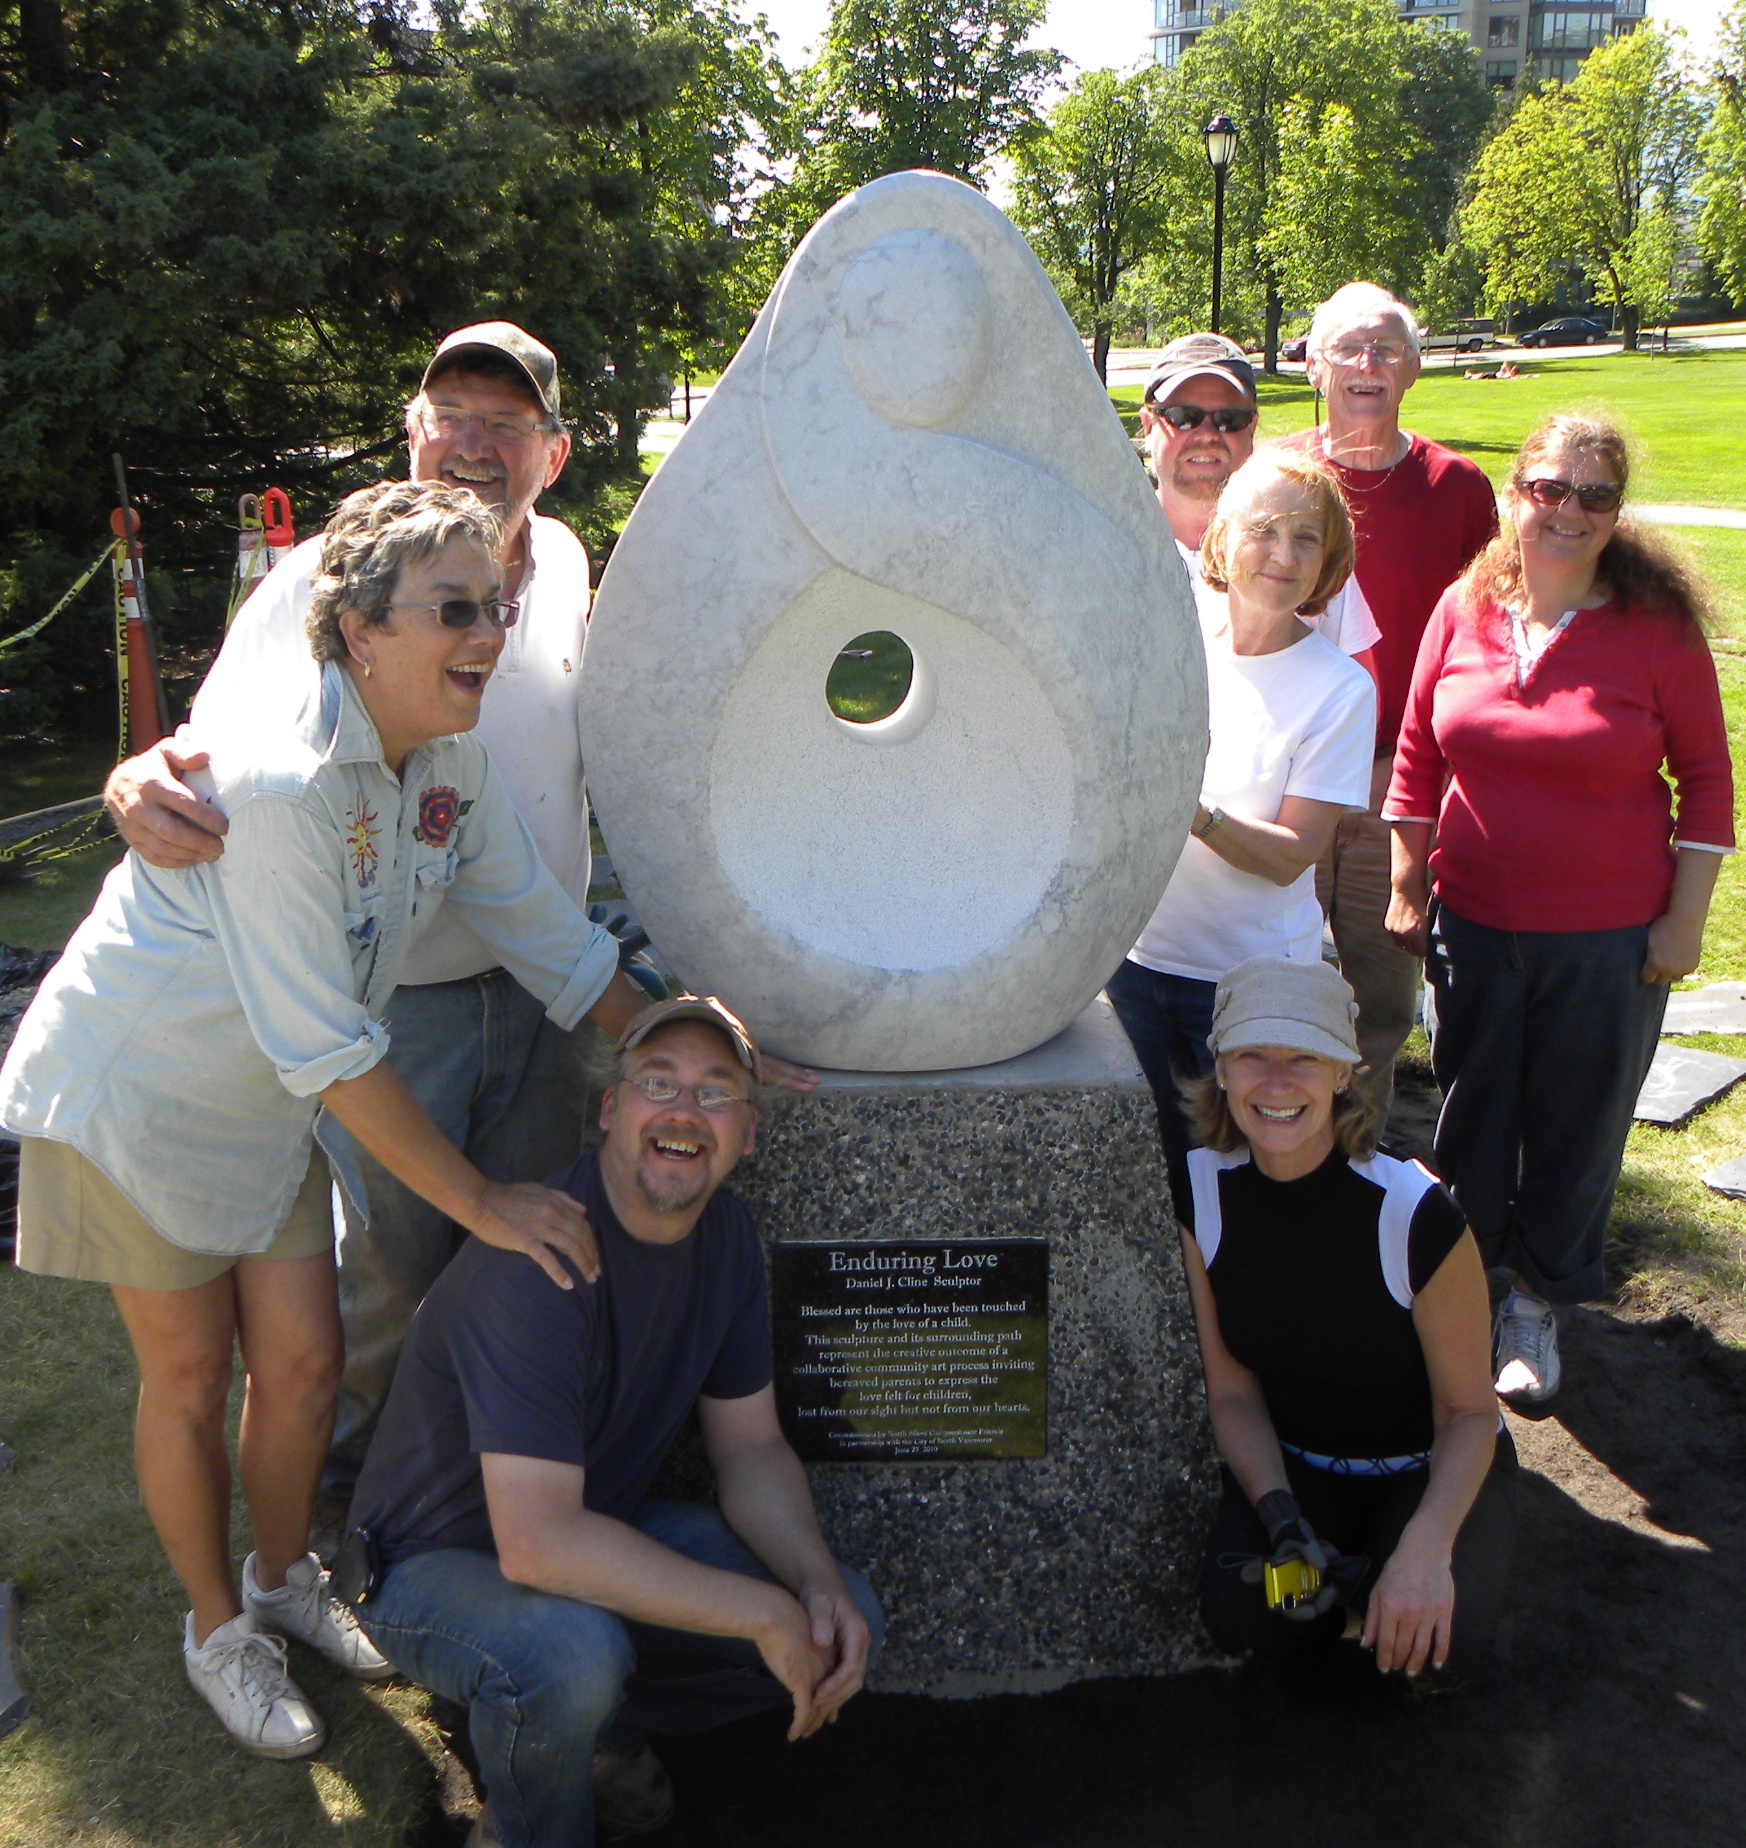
[346,996,881,1848]
[102,323,605,1493]
[1141,332,1379,659]
[1139,332,1261,568]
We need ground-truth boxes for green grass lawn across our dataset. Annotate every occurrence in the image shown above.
[7,336,1746,1847]
[1111,346,1746,508]
[0,1271,447,1847]
[0,740,124,954]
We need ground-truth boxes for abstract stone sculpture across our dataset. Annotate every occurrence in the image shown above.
[582,170,1206,1070]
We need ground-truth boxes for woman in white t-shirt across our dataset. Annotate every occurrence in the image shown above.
[1109,449,1377,1202]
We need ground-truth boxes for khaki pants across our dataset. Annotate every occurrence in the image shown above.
[1315,789,1422,1125]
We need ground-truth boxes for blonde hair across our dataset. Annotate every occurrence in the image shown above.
[1201,448,1356,618]
[305,480,501,665]
[1179,1066,1382,1161]
[1465,413,1712,636]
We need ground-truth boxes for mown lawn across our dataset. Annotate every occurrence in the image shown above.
[1111,345,1746,507]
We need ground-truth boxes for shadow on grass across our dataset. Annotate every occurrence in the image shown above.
[0,1268,446,1846]
[1430,438,1519,458]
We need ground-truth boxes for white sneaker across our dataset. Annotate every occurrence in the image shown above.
[183,1611,325,1759]
[1494,1289,1561,1405]
[243,1551,394,1682]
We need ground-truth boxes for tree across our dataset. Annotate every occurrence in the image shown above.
[789,0,1060,209]
[1011,66,1184,381]
[1463,25,1702,349]
[1395,25,1497,251]
[1699,3,1746,306]
[1415,239,1487,335]
[1259,98,1424,320]
[0,0,787,733]
[1176,0,1433,370]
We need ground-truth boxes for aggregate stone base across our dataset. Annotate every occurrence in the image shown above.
[731,998,1221,1696]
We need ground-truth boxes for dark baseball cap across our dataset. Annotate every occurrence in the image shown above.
[1143,332,1256,408]
[422,322,561,421]
[617,994,762,1082]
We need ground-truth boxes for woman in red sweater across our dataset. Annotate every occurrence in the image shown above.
[1383,414,1733,1407]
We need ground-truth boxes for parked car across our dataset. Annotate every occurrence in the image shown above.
[1281,334,1309,361]
[1419,328,1489,354]
[1517,317,1609,347]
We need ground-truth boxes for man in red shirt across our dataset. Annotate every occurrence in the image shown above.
[1283,283,1498,1119]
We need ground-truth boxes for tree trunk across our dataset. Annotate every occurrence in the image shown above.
[1092,319,1112,384]
[1264,286,1282,376]
[1620,304,1640,352]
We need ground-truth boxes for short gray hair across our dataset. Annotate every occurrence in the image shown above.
[305,481,501,665]
[1306,282,1420,362]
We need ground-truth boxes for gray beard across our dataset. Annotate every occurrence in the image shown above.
[636,1161,712,1214]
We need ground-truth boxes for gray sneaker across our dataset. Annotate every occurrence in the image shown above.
[243,1551,393,1681]
[183,1611,325,1758]
[1494,1289,1561,1405]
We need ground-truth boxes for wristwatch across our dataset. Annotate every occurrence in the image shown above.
[1193,806,1225,840]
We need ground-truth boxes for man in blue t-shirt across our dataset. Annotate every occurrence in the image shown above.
[349,996,882,1848]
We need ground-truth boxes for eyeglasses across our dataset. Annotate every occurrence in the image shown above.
[623,1075,749,1113]
[1521,477,1623,514]
[1153,403,1256,433]
[416,404,554,446]
[390,598,521,630]
[1323,340,1409,367]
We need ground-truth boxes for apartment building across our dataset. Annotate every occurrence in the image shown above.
[1148,0,1644,87]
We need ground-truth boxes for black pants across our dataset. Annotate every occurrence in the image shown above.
[1427,903,1668,1303]
[1199,1431,1519,1683]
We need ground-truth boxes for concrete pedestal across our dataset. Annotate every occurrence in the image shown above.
[732,996,1219,1696]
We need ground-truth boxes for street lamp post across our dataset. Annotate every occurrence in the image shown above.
[1203,114,1238,335]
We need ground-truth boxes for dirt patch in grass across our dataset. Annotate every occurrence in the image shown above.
[7,1066,1745,1845]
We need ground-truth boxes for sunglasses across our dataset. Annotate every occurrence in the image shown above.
[1153,403,1257,433]
[1521,477,1623,514]
[390,598,521,630]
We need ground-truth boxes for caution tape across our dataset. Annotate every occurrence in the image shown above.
[0,804,108,877]
[0,540,121,657]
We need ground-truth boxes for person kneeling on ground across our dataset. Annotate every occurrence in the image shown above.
[1180,957,1517,1687]
[346,995,882,1847]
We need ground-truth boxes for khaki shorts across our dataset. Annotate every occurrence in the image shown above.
[15,1140,335,1293]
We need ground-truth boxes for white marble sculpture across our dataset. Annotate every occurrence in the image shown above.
[580,170,1207,1070]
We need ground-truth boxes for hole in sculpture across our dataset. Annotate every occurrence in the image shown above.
[826,631,914,725]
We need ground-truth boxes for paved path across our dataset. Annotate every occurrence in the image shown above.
[1636,504,1746,529]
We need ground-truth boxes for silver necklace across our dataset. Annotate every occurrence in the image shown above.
[1315,429,1409,493]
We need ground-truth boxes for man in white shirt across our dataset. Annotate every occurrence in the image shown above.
[104,323,601,1495]
[1139,332,1379,661]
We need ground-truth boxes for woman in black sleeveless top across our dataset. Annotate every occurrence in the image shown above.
[1179,955,1516,1682]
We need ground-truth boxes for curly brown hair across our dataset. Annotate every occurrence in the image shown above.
[1200,448,1357,618]
[305,481,501,665]
[1467,413,1713,636]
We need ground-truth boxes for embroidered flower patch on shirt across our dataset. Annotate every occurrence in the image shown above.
[415,785,461,848]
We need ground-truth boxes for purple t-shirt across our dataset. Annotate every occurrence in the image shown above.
[352,1151,772,1566]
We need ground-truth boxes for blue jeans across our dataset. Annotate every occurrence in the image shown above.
[358,1502,885,1848]
[321,971,595,1492]
[1106,959,1217,1212]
